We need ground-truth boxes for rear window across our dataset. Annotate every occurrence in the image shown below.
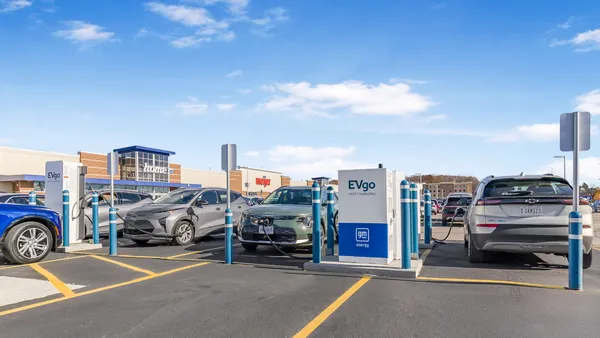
[484,179,573,197]
[445,197,471,206]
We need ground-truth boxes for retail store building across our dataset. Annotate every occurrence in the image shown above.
[0,145,317,197]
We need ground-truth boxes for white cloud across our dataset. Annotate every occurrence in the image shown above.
[575,89,600,115]
[217,103,236,110]
[260,80,435,117]
[265,145,371,178]
[557,16,575,30]
[488,123,560,142]
[204,0,248,16]
[225,70,243,78]
[421,114,447,123]
[146,2,214,26]
[390,78,429,85]
[176,97,208,115]
[170,35,211,48]
[136,28,150,38]
[244,150,260,157]
[260,84,276,92]
[538,157,600,185]
[0,0,32,13]
[550,28,600,52]
[251,7,288,36]
[239,88,252,94]
[53,21,116,46]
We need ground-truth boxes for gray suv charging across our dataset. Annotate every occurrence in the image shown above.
[124,187,249,245]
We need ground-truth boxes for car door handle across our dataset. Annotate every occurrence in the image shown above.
[216,207,221,211]
[238,205,242,209]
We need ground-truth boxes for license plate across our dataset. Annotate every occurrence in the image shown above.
[258,225,274,235]
[520,206,543,215]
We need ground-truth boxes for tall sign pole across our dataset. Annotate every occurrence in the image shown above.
[222,144,237,265]
[560,111,591,291]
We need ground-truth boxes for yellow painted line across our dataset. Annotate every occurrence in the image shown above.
[417,276,565,290]
[0,262,210,318]
[30,263,76,297]
[293,276,371,338]
[420,249,432,264]
[0,255,87,271]
[90,255,156,276]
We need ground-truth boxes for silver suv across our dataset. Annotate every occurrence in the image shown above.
[464,174,594,268]
[123,188,249,245]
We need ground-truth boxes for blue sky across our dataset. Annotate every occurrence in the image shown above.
[1,0,600,183]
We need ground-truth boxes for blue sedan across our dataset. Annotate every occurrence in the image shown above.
[0,203,62,264]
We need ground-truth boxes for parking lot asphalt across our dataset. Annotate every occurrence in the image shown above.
[0,234,599,337]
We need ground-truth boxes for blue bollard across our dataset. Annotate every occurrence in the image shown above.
[568,211,583,290]
[424,190,432,245]
[62,190,69,247]
[109,207,117,256]
[326,186,335,256]
[92,192,99,245]
[410,183,419,258]
[225,208,233,264]
[400,180,411,268]
[29,191,36,206]
[312,181,321,263]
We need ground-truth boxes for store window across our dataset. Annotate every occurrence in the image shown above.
[120,152,137,181]
[34,181,45,192]
[136,151,169,183]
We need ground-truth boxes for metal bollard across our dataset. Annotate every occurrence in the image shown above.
[109,207,117,256]
[326,186,335,256]
[424,190,432,245]
[400,180,411,269]
[312,181,321,263]
[568,211,583,290]
[92,192,99,245]
[62,190,70,247]
[29,191,36,206]
[225,208,233,264]
[409,183,419,258]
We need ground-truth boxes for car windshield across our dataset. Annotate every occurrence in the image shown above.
[261,188,312,205]
[484,179,573,197]
[153,190,199,205]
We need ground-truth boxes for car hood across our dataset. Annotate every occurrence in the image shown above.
[245,204,313,216]
[129,203,186,216]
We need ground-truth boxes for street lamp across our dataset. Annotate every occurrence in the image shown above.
[554,155,566,179]
[415,173,422,183]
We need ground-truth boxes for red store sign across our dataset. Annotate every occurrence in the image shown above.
[256,177,271,187]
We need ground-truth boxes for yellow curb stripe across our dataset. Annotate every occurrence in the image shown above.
[417,276,565,290]
[293,276,371,338]
[0,255,87,271]
[30,263,76,297]
[0,262,210,318]
[420,249,432,264]
[90,255,156,276]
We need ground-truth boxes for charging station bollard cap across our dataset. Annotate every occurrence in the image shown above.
[424,189,430,195]
[409,183,417,189]
[327,186,334,192]
[312,181,319,188]
[63,190,69,195]
[569,211,582,220]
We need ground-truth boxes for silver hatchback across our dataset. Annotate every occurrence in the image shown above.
[464,174,594,268]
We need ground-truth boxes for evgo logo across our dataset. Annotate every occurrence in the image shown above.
[348,180,376,192]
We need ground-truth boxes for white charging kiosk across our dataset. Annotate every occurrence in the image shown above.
[45,161,85,244]
[338,168,394,265]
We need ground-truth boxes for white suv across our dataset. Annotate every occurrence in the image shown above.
[464,174,594,269]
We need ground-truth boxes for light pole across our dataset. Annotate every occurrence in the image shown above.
[415,173,422,183]
[554,155,566,179]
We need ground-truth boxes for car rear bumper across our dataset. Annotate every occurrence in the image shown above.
[471,233,594,254]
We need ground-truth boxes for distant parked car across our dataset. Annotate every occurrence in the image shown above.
[442,193,473,226]
[0,203,62,264]
[592,200,600,212]
[431,200,441,214]
[464,174,594,268]
[0,193,45,206]
[250,197,264,205]
[124,187,249,245]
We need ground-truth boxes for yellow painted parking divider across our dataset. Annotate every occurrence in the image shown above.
[417,276,566,290]
[90,255,157,276]
[294,276,371,338]
[420,248,432,264]
[0,255,87,271]
[0,261,210,318]
[30,263,76,297]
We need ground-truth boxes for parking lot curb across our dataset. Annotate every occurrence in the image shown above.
[303,257,423,279]
[416,276,567,290]
[56,243,103,253]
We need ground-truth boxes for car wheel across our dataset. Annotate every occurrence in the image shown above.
[2,221,53,264]
[467,233,487,263]
[132,239,149,246]
[463,235,468,248]
[583,251,593,269]
[242,243,257,251]
[172,221,194,246]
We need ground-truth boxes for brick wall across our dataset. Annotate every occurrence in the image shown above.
[170,163,181,183]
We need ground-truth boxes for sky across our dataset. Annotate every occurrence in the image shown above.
[1,0,600,184]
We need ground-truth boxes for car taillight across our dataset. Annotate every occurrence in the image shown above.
[476,199,501,206]
[583,224,591,229]
[561,199,589,205]
[476,223,498,228]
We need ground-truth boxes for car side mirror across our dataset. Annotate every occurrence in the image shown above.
[455,207,466,215]
[197,199,208,206]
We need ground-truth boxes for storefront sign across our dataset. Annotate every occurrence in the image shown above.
[256,177,271,187]
[143,163,168,174]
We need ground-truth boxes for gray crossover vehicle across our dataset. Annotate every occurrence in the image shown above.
[464,174,595,268]
[123,187,249,245]
[81,190,153,236]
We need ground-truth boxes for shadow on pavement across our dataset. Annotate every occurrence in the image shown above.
[426,241,568,271]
